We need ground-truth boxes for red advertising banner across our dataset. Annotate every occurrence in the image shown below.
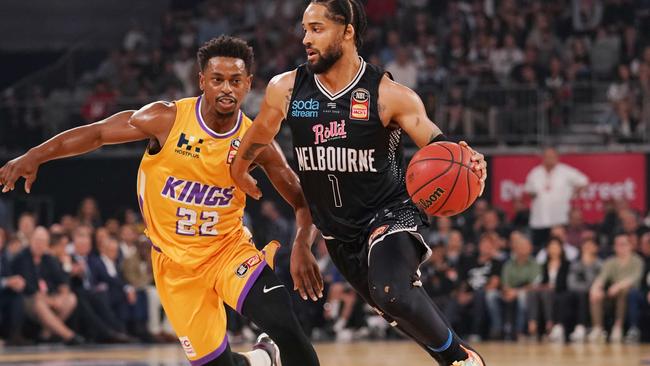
[492,153,646,223]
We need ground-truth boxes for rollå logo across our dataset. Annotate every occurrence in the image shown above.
[418,187,445,209]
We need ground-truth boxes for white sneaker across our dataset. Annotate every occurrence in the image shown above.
[252,333,281,366]
[569,325,586,342]
[609,326,623,343]
[588,327,606,343]
[625,327,640,344]
[548,324,564,343]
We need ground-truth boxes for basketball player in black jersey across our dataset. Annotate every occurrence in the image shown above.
[232,1,487,365]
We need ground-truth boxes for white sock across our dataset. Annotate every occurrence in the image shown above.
[241,349,271,366]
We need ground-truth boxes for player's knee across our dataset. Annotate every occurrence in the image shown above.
[369,281,419,320]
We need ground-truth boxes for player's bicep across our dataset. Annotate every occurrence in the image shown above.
[93,110,148,145]
[381,80,442,148]
[127,101,176,145]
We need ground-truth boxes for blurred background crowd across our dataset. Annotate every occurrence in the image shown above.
[2,0,650,348]
[4,0,650,156]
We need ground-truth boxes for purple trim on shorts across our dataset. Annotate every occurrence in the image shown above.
[189,336,228,365]
[236,260,267,313]
[151,243,162,253]
[195,95,242,138]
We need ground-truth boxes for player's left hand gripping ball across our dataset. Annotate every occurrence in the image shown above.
[459,141,487,196]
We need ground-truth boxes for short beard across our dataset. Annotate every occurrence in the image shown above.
[307,43,343,74]
[215,110,236,118]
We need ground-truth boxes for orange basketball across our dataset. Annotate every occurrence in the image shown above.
[406,142,482,217]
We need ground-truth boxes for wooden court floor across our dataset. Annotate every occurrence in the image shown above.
[0,341,648,365]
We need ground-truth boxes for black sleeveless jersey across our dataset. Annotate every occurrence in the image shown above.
[285,59,411,242]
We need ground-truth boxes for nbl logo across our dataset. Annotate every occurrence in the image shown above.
[350,88,369,120]
[175,133,203,158]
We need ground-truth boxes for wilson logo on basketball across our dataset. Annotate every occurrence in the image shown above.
[418,187,445,209]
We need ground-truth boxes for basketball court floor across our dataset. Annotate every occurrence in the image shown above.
[0,341,647,365]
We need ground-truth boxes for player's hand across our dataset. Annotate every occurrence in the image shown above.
[290,242,324,301]
[234,171,263,200]
[459,141,487,196]
[0,153,40,194]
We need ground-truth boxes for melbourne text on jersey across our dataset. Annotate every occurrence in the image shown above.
[294,146,377,173]
[160,176,234,207]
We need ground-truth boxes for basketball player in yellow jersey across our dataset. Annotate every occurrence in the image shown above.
[0,36,321,366]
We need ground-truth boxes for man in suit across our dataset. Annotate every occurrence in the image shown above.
[89,236,137,331]
[0,233,27,345]
[11,226,84,345]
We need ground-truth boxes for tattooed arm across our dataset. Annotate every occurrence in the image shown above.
[378,75,487,193]
[230,70,297,199]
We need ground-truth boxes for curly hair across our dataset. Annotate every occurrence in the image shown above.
[196,35,255,73]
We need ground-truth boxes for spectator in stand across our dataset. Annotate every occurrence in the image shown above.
[604,63,639,139]
[566,208,589,248]
[565,37,592,81]
[386,47,418,90]
[536,225,580,263]
[572,0,604,34]
[121,236,154,342]
[417,52,448,93]
[80,80,117,124]
[77,197,102,228]
[426,216,453,246]
[524,147,589,250]
[0,228,27,345]
[490,33,524,84]
[456,234,504,341]
[591,27,621,79]
[501,233,541,340]
[421,244,457,320]
[89,237,136,334]
[16,212,36,248]
[527,237,570,342]
[11,227,83,345]
[589,234,644,343]
[567,238,602,342]
[118,224,138,260]
[70,226,131,341]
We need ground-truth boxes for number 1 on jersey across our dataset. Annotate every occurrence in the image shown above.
[328,174,343,208]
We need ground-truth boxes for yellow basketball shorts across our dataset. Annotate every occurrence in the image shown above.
[151,230,279,365]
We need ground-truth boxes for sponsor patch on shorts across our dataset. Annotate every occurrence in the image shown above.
[368,224,389,244]
[179,336,197,357]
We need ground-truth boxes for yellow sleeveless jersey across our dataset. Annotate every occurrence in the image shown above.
[137,96,252,267]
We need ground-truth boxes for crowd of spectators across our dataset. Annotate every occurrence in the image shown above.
[3,0,650,153]
[1,184,649,346]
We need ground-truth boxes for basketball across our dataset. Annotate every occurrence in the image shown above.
[406,142,481,217]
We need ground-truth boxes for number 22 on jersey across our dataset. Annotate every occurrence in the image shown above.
[176,207,219,236]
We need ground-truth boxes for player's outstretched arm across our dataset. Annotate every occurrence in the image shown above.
[231,71,296,199]
[0,101,174,193]
[254,141,323,301]
[378,76,487,194]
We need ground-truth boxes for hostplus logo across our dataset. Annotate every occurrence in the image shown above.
[175,133,203,159]
[291,98,320,118]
